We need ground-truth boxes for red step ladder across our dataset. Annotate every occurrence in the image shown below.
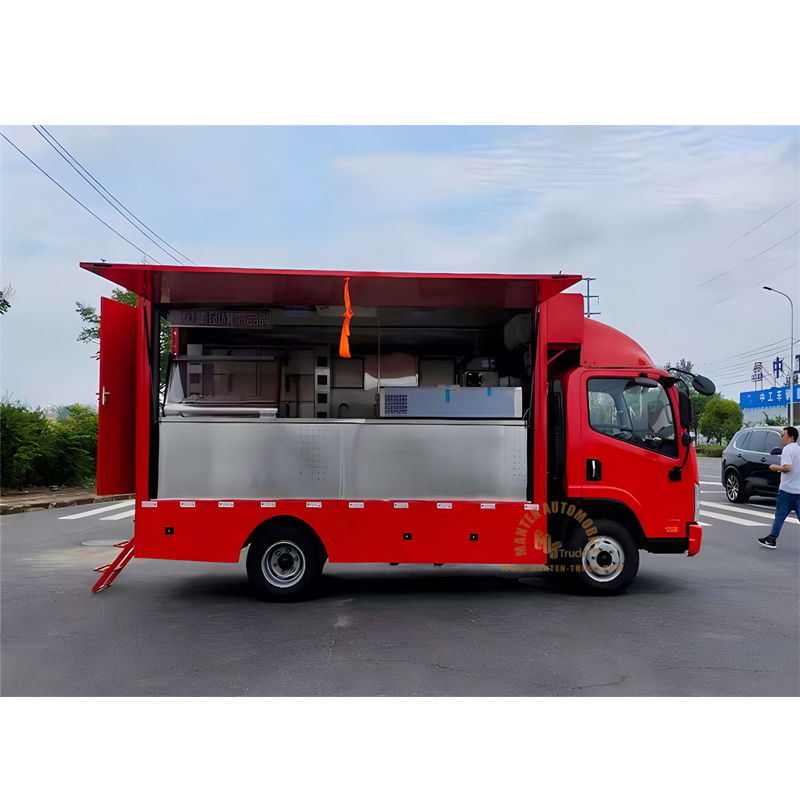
[92,538,135,593]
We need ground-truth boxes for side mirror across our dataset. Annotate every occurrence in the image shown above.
[692,375,716,396]
[682,431,692,447]
[678,392,693,429]
[770,447,782,455]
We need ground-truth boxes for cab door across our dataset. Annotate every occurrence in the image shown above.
[571,373,692,538]
[97,297,138,495]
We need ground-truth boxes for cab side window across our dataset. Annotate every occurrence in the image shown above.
[587,378,678,458]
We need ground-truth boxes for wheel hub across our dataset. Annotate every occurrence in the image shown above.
[582,536,625,583]
[262,541,306,588]
[277,553,295,571]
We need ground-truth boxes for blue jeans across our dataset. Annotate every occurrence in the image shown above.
[770,490,800,539]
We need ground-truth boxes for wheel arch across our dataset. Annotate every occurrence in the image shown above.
[549,498,647,549]
[242,515,328,560]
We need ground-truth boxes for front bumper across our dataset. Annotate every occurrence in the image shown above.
[643,523,703,556]
[687,522,702,556]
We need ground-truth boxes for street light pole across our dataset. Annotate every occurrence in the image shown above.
[764,286,795,428]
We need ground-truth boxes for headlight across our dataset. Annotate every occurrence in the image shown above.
[694,483,700,522]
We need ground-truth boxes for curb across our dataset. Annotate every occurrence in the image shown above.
[0,494,134,516]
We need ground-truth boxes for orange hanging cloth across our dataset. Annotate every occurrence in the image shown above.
[339,277,353,358]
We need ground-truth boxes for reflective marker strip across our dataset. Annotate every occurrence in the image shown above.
[180,501,195,508]
[141,501,157,508]
[306,502,322,508]
[481,503,496,509]
[525,504,539,510]
[394,503,408,509]
[349,502,364,508]
[261,502,276,508]
[218,502,234,508]
[437,502,452,509]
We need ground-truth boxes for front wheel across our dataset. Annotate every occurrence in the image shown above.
[564,521,639,595]
[246,526,325,601]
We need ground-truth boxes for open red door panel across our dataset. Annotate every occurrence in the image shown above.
[97,297,137,496]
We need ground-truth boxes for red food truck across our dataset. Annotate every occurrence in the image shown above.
[84,262,713,599]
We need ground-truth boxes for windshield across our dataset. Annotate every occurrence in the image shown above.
[587,378,678,457]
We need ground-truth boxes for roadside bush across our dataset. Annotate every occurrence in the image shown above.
[0,400,98,489]
[696,445,725,458]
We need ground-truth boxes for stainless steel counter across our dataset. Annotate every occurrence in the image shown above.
[157,418,528,501]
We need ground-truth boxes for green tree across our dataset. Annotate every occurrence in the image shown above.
[762,411,788,426]
[691,392,721,441]
[698,397,744,445]
[0,283,15,315]
[1,399,99,489]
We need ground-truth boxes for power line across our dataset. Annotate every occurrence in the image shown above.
[758,260,799,284]
[692,202,800,289]
[706,347,798,378]
[745,230,800,262]
[33,125,197,267]
[1,131,158,263]
[726,198,799,247]
[695,336,796,366]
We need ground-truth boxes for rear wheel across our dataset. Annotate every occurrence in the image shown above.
[246,526,325,601]
[724,470,749,504]
[564,521,639,595]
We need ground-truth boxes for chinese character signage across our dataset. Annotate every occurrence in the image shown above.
[740,385,800,409]
[167,308,272,328]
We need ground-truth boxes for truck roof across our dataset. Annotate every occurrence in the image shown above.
[80,263,581,309]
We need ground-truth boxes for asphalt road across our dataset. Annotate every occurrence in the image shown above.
[2,458,798,696]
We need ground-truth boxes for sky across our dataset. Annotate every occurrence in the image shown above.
[1,124,798,410]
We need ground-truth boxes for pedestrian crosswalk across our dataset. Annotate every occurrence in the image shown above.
[698,500,799,528]
[59,499,135,522]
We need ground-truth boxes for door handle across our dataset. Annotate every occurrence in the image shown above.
[97,387,111,406]
[586,458,602,481]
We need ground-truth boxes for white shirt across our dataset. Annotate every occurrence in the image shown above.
[779,441,800,494]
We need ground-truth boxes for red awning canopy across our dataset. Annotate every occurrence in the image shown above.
[80,263,582,309]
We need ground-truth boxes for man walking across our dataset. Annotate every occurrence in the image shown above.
[758,426,800,549]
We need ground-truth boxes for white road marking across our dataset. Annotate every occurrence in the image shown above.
[698,510,764,526]
[700,501,799,525]
[699,481,721,485]
[58,500,135,519]
[100,509,136,521]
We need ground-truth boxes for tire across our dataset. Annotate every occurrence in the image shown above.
[246,526,325,601]
[563,520,639,595]
[724,469,749,504]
